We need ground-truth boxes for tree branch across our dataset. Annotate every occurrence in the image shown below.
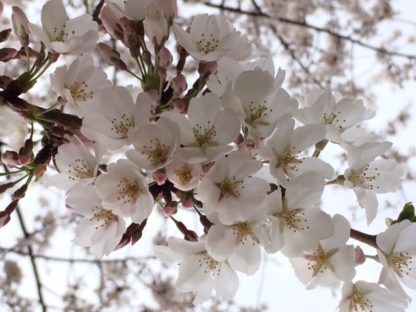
[0,247,155,263]
[16,207,47,312]
[350,228,378,248]
[203,2,416,60]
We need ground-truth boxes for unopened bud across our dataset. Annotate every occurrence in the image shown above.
[171,74,187,94]
[157,47,173,68]
[12,184,27,200]
[198,61,218,76]
[0,48,18,62]
[354,246,366,265]
[0,29,11,43]
[12,6,29,47]
[172,98,186,113]
[18,139,33,166]
[162,202,177,217]
[100,5,124,40]
[96,43,127,71]
[1,150,19,168]
[152,169,167,185]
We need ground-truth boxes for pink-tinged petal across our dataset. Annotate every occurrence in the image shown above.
[354,188,378,224]
[213,264,239,300]
[28,23,51,48]
[176,255,209,291]
[212,108,241,144]
[395,223,416,253]
[174,24,197,55]
[65,14,98,37]
[228,241,261,274]
[41,0,67,39]
[376,220,411,254]
[234,69,274,103]
[291,124,325,153]
[205,225,235,261]
[331,245,356,281]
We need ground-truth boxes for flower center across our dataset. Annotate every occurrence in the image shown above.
[323,111,347,130]
[193,122,216,149]
[348,287,373,312]
[304,247,336,277]
[91,208,117,227]
[69,81,94,102]
[387,252,412,278]
[216,177,243,200]
[276,150,304,174]
[277,208,309,232]
[175,164,193,185]
[117,178,140,204]
[67,158,93,180]
[198,253,220,275]
[347,165,380,190]
[244,101,271,128]
[232,222,259,245]
[196,33,219,54]
[141,138,170,166]
[111,114,133,138]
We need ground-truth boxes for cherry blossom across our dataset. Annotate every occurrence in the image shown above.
[28,0,98,54]
[338,281,407,312]
[259,118,333,184]
[163,93,240,163]
[344,142,404,223]
[222,67,297,138]
[94,159,154,223]
[126,117,179,171]
[377,220,416,296]
[50,55,110,112]
[296,88,375,143]
[290,215,356,289]
[197,151,270,225]
[261,173,333,256]
[174,14,251,62]
[67,184,125,257]
[154,237,239,304]
[166,156,202,191]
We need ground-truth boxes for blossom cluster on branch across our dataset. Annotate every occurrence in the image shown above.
[0,0,414,310]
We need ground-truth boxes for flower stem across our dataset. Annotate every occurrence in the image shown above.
[350,228,378,248]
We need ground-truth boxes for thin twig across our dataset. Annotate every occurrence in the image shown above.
[16,207,47,312]
[203,2,416,60]
[0,247,155,263]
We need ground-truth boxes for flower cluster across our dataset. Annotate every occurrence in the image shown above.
[0,0,413,310]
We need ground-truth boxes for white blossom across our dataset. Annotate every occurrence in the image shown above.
[95,159,154,223]
[67,184,126,257]
[50,55,110,112]
[28,0,98,54]
[259,118,333,185]
[290,215,356,289]
[338,281,407,312]
[163,93,240,164]
[344,142,404,224]
[166,156,202,191]
[154,237,239,304]
[222,67,297,139]
[174,14,251,62]
[197,151,270,225]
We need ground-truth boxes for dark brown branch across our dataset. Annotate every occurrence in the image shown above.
[16,207,47,312]
[350,228,378,248]
[0,247,155,263]
[203,2,416,60]
[92,0,105,24]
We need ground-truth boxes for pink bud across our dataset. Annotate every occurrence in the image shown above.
[144,8,168,45]
[156,47,173,68]
[153,169,167,185]
[171,74,187,94]
[162,202,178,217]
[181,195,193,208]
[100,5,124,40]
[12,6,29,47]
[354,246,366,265]
[12,184,27,200]
[157,0,177,19]
[1,151,19,168]
[172,98,186,113]
[198,61,217,76]
[96,43,127,70]
[0,48,18,62]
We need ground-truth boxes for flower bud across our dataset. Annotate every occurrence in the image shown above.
[96,43,127,71]
[1,150,19,168]
[162,202,177,217]
[354,246,366,265]
[198,61,218,76]
[172,98,186,113]
[12,6,29,47]
[0,48,18,62]
[156,47,173,68]
[100,5,124,40]
[12,184,27,200]
[171,74,187,94]
[152,169,167,185]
